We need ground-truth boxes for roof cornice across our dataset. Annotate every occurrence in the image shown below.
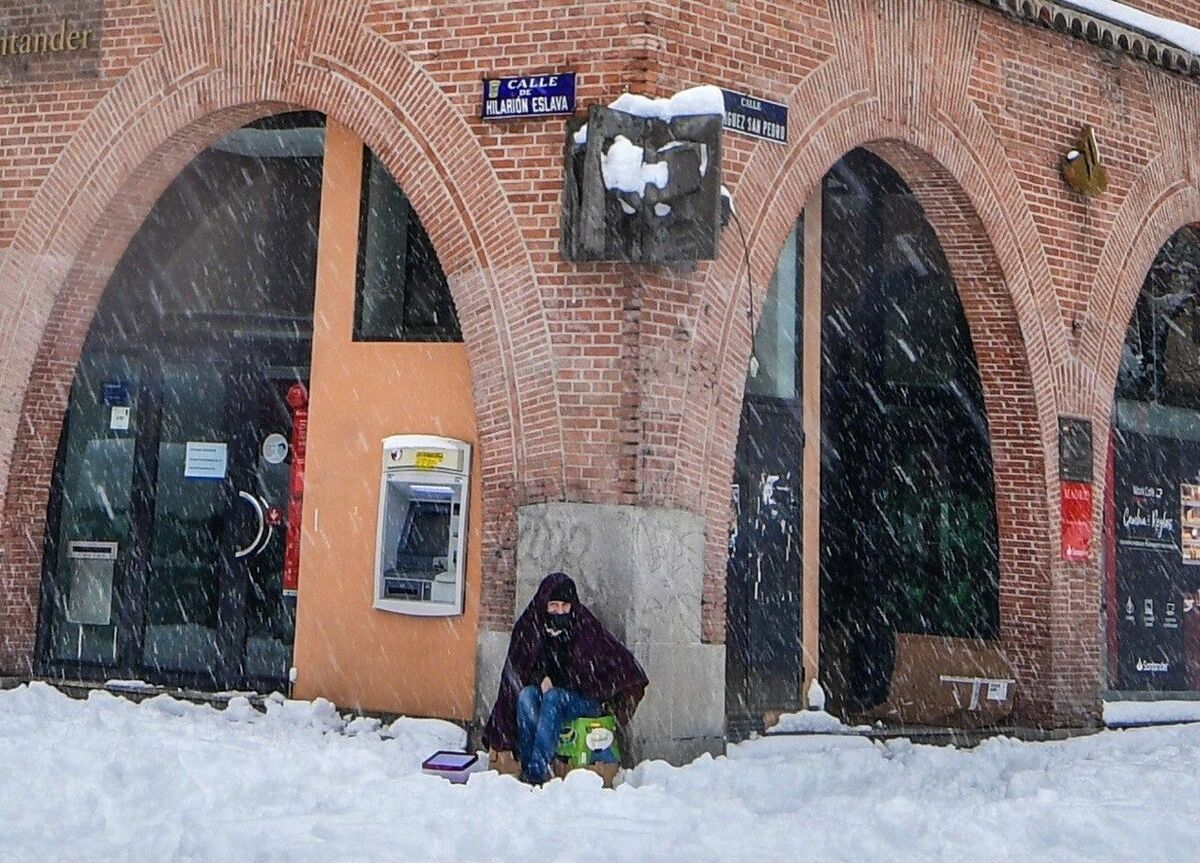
[972,0,1200,78]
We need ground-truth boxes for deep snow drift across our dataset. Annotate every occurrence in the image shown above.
[0,682,1196,863]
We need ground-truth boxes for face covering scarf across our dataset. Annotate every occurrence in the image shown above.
[544,611,574,637]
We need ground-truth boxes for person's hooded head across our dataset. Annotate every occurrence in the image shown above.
[543,574,579,637]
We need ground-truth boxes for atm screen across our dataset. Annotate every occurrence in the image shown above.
[397,500,451,560]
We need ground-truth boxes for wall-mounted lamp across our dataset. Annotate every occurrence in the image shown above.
[1062,125,1108,197]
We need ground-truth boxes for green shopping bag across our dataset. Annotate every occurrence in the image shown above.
[556,715,620,766]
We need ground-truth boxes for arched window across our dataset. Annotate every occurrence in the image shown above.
[1109,225,1200,693]
[727,148,1000,726]
[37,111,463,692]
[354,149,460,342]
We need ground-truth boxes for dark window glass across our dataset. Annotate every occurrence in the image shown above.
[40,111,321,683]
[1110,225,1200,693]
[728,148,1002,722]
[746,216,802,399]
[88,111,325,354]
[819,149,999,646]
[354,149,461,342]
[1116,226,1200,410]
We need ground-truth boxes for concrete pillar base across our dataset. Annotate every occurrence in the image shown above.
[474,502,726,765]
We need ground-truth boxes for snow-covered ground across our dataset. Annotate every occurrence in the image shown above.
[1,683,1198,863]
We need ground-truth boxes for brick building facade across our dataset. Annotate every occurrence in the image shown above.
[1,0,1199,759]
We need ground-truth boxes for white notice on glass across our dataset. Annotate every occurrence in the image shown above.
[986,680,1009,701]
[109,406,131,431]
[184,441,228,479]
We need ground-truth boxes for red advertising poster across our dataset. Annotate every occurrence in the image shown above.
[1061,480,1092,561]
[283,384,308,595]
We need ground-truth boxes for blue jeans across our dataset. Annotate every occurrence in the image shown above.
[516,685,600,781]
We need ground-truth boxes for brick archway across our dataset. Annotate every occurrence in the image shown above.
[1084,182,1200,454]
[1083,182,1200,691]
[0,3,554,671]
[1082,67,1200,433]
[671,8,1070,721]
[1060,71,1200,698]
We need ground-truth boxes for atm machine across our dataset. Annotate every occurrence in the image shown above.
[373,435,471,616]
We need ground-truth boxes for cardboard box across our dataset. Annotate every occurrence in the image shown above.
[488,748,521,777]
[865,633,1016,727]
[488,748,618,788]
[552,758,618,788]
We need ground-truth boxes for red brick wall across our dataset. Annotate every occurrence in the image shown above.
[626,0,1200,725]
[2,0,1199,724]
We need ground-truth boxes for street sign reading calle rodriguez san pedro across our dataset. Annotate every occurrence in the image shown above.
[481,72,576,120]
[720,88,788,144]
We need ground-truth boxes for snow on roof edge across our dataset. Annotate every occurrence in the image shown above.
[975,0,1200,77]
[1061,0,1200,54]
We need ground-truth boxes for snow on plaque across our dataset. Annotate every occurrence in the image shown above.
[562,85,725,264]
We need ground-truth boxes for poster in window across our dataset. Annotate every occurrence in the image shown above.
[1174,440,1200,689]
[1181,482,1200,565]
[1113,430,1185,690]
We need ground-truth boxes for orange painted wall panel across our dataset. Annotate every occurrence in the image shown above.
[291,120,481,719]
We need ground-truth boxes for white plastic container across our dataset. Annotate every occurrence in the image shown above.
[421,750,485,784]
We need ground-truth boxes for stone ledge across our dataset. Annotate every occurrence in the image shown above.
[766,722,1103,747]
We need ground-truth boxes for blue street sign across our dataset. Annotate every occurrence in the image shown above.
[721,89,788,144]
[482,72,576,120]
[102,381,129,406]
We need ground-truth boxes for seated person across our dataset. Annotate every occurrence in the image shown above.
[483,572,648,784]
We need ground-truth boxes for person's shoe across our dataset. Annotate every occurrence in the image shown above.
[518,770,549,786]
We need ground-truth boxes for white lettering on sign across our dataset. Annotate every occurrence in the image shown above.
[721,88,788,144]
[506,76,559,90]
[1122,507,1175,538]
[723,111,785,142]
[531,95,570,112]
[483,97,530,117]
[760,121,785,140]
[482,72,575,120]
[1062,484,1090,501]
[184,441,228,480]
